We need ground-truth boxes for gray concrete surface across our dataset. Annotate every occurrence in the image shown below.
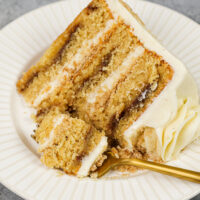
[0,0,199,199]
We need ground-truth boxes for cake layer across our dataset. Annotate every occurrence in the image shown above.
[17,0,113,109]
[31,20,117,109]
[33,18,141,121]
[34,109,107,176]
[77,47,167,132]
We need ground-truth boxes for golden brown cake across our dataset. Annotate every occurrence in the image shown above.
[17,0,200,177]
[34,109,107,177]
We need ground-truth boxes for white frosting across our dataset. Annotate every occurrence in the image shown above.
[77,136,107,177]
[163,99,200,160]
[39,115,65,151]
[63,19,115,70]
[32,20,115,107]
[106,0,200,161]
[33,79,60,107]
[87,46,144,103]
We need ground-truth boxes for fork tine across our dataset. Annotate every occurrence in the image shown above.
[96,152,118,178]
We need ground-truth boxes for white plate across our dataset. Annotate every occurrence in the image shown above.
[0,0,200,199]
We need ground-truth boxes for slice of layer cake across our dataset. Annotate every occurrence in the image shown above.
[17,0,200,176]
[34,109,107,177]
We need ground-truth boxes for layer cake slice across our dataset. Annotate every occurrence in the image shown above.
[17,0,200,176]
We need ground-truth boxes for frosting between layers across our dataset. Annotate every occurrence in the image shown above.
[39,115,65,151]
[63,19,115,70]
[87,46,144,104]
[33,20,115,107]
[77,136,107,177]
[106,0,200,161]
[33,79,60,107]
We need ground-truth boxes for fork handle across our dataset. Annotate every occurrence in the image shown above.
[119,158,200,183]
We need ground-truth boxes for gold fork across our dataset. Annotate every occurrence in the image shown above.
[96,152,200,183]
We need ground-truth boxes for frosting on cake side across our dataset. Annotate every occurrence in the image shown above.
[106,0,200,161]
